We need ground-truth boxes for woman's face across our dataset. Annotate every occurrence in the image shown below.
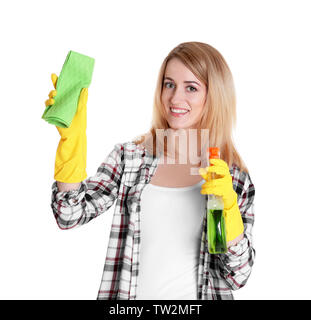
[161,58,207,130]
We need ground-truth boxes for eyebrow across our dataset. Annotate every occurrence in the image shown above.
[164,76,201,87]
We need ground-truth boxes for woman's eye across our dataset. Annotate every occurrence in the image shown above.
[163,82,197,92]
[164,82,174,89]
[187,86,197,92]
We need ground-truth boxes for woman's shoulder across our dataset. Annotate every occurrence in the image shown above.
[108,140,155,171]
[113,140,148,155]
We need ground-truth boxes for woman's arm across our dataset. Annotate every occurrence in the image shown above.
[227,233,244,248]
[51,143,124,230]
[56,182,81,192]
[215,169,256,290]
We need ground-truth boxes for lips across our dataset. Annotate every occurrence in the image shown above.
[170,106,191,111]
[169,107,190,117]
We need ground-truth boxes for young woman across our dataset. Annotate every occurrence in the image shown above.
[46,41,255,300]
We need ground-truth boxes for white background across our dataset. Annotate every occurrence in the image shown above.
[0,0,310,300]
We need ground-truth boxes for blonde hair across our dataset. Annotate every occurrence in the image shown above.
[133,41,248,173]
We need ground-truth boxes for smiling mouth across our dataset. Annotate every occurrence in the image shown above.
[169,107,190,117]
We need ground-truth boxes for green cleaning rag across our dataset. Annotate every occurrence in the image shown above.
[42,50,95,128]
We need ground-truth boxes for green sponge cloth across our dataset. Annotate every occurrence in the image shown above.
[42,50,95,128]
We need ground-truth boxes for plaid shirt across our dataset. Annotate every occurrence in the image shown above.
[51,141,255,300]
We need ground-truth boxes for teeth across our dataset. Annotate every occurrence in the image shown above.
[170,108,189,114]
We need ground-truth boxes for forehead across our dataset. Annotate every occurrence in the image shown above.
[165,58,201,82]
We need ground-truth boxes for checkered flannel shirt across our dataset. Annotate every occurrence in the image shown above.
[51,141,255,300]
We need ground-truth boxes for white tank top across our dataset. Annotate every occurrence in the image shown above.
[136,179,206,300]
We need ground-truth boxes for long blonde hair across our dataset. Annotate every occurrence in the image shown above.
[133,41,248,173]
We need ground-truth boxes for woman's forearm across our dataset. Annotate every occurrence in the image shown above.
[227,233,244,248]
[56,181,81,192]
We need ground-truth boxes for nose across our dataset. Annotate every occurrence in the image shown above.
[170,86,187,105]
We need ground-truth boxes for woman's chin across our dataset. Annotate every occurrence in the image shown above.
[167,123,195,130]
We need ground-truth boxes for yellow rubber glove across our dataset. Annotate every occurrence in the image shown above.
[45,73,88,183]
[199,159,244,243]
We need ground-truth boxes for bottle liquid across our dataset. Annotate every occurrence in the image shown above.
[207,147,228,254]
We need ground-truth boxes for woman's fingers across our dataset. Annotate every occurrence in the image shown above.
[209,158,229,170]
[48,90,57,99]
[200,185,221,196]
[201,176,226,189]
[200,159,231,187]
[45,98,54,107]
[51,73,58,89]
[200,161,229,179]
[45,90,57,107]
[199,169,213,183]
[45,74,58,108]
[207,165,228,176]
[201,174,232,194]
[199,168,209,180]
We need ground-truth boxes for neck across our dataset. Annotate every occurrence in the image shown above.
[164,128,209,167]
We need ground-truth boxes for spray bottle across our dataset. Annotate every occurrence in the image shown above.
[207,147,228,254]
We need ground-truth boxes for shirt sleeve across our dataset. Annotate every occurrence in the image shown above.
[50,143,124,230]
[215,169,256,290]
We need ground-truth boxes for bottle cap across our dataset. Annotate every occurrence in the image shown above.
[209,147,219,159]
